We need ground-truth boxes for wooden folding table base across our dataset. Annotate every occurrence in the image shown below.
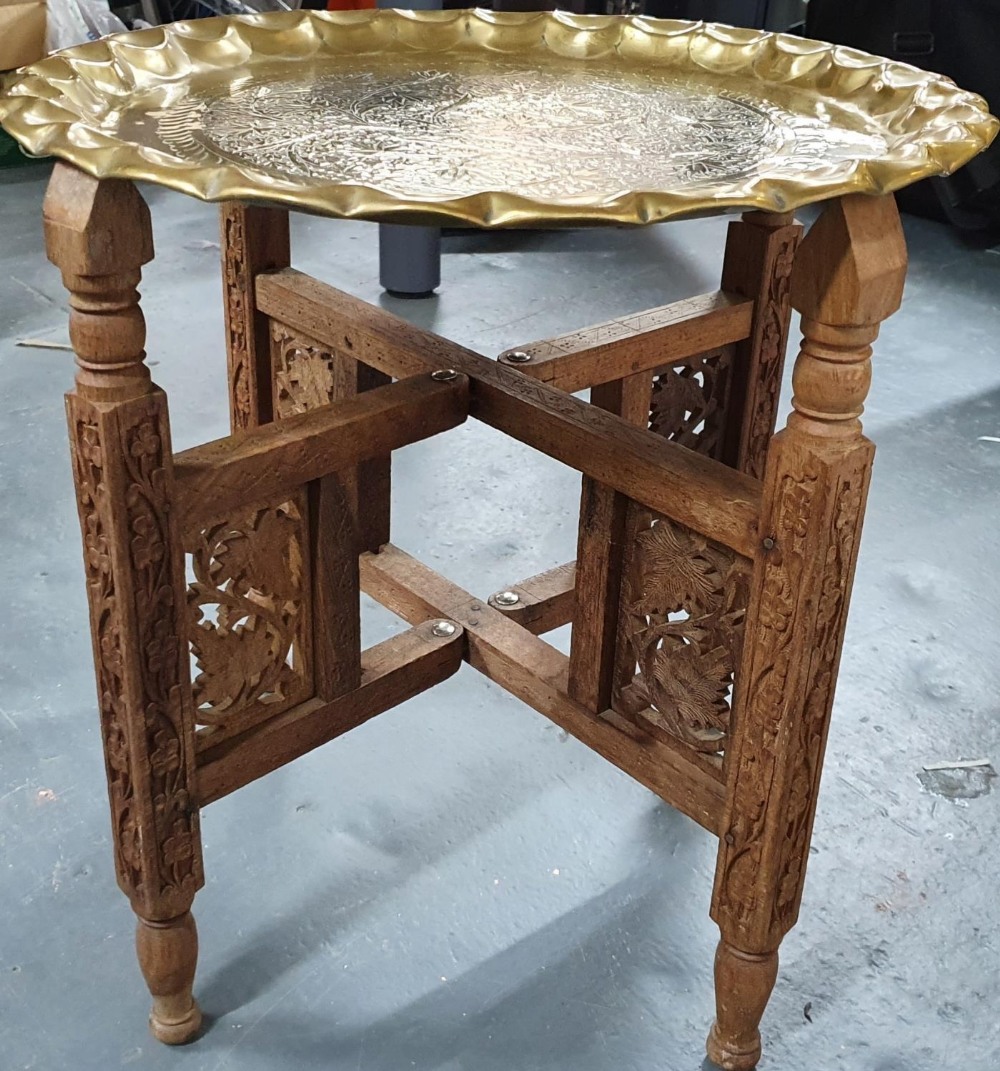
[45,160,907,1070]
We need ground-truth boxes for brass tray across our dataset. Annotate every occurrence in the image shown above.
[1,10,996,227]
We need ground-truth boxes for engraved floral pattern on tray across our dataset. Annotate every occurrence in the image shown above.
[150,56,887,203]
[4,12,995,226]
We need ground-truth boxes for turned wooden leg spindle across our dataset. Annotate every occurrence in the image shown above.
[708,943,779,1071]
[44,162,205,1044]
[707,194,908,1070]
[137,913,202,1044]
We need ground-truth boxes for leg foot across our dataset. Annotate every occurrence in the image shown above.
[706,940,777,1071]
[136,911,202,1045]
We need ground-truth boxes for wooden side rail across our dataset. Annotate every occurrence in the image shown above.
[360,545,726,833]
[487,561,576,635]
[174,371,469,540]
[196,620,464,805]
[256,271,763,558]
[497,291,754,392]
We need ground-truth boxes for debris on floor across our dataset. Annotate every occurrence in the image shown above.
[15,336,73,351]
[918,759,996,800]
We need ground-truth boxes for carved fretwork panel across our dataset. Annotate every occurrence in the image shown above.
[614,511,751,754]
[609,345,747,755]
[271,322,342,418]
[647,346,733,460]
[187,494,312,745]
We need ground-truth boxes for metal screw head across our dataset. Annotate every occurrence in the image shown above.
[762,537,776,551]
[431,620,457,637]
[502,350,532,364]
[431,369,458,382]
[492,590,520,607]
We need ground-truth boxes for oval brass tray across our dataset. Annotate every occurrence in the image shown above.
[1,10,996,227]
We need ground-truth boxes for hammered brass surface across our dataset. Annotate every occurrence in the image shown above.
[1,10,996,226]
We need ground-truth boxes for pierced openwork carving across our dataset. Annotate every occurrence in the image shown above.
[611,347,744,754]
[272,323,339,418]
[616,514,751,753]
[71,400,202,914]
[186,496,312,737]
[648,347,732,459]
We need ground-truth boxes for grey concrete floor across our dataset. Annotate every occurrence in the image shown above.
[2,165,999,1071]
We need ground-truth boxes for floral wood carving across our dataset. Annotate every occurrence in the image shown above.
[617,514,751,753]
[187,496,312,737]
[272,323,339,418]
[742,233,797,479]
[71,398,203,915]
[223,210,253,430]
[772,465,865,928]
[714,451,869,943]
[611,347,744,754]
[648,347,732,460]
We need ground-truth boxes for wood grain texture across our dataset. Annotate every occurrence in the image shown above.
[488,561,576,634]
[196,621,463,804]
[706,943,778,1071]
[258,270,762,557]
[173,372,468,540]
[568,374,651,712]
[271,322,392,551]
[498,291,754,392]
[357,362,393,552]
[136,912,202,1045]
[605,342,745,758]
[708,194,907,1067]
[47,165,203,924]
[647,345,735,457]
[47,164,204,1042]
[220,203,290,430]
[186,493,314,746]
[361,546,726,832]
[614,514,751,756]
[269,316,395,720]
[308,473,361,701]
[44,166,153,405]
[47,167,909,1070]
[596,212,796,783]
[67,391,204,920]
[257,270,435,380]
[720,211,803,478]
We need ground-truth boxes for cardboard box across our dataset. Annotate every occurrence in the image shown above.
[0,0,46,71]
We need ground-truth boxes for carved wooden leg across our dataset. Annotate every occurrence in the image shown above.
[707,194,908,1070]
[720,210,802,478]
[136,913,201,1044]
[220,202,290,431]
[708,943,778,1070]
[45,163,205,1044]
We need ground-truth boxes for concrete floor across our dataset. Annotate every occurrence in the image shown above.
[1,164,999,1071]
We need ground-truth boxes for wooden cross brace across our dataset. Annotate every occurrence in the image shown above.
[44,162,906,1070]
